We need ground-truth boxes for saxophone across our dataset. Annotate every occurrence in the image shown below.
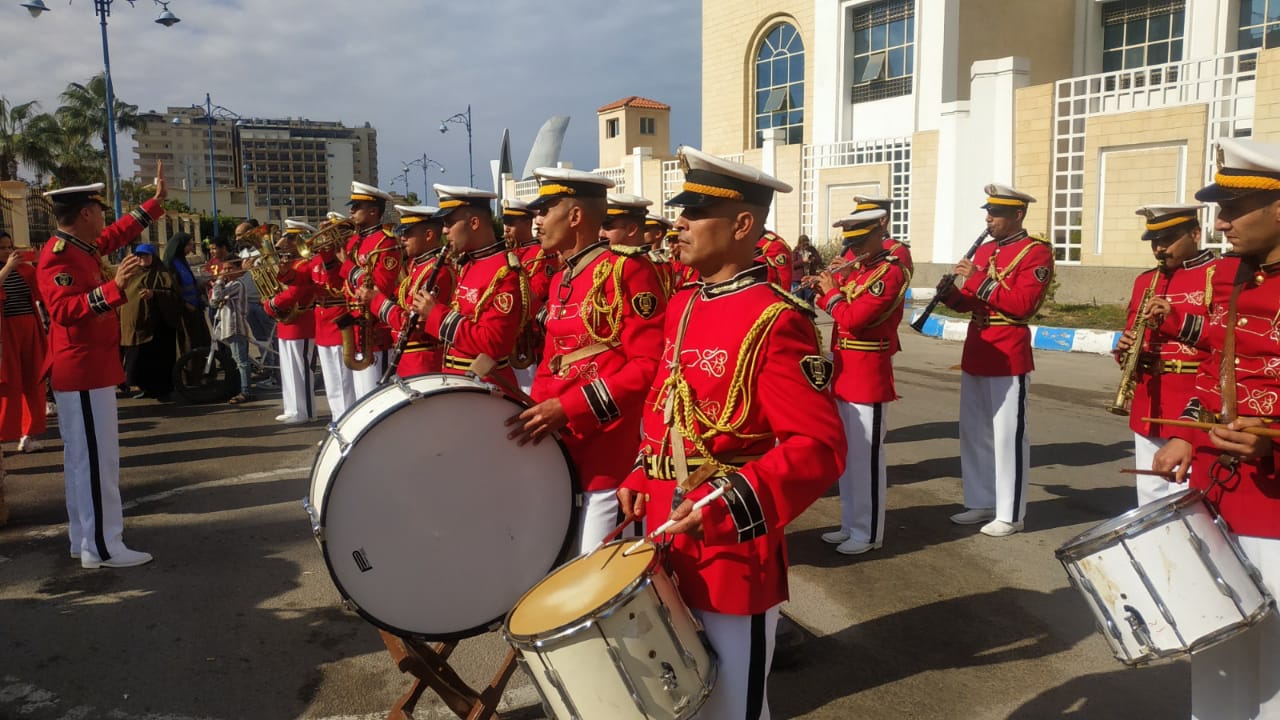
[340,264,376,371]
[1106,274,1160,416]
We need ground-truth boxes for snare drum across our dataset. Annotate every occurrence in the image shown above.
[1056,489,1274,665]
[304,374,577,640]
[504,541,717,720]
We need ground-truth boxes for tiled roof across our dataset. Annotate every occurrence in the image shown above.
[597,96,671,113]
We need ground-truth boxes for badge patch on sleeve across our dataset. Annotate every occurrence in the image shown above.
[771,252,790,268]
[493,291,514,315]
[1034,266,1051,284]
[383,255,400,272]
[869,280,885,297]
[800,355,834,391]
[54,272,74,287]
[631,291,658,319]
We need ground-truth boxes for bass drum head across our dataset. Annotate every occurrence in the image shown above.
[315,377,576,640]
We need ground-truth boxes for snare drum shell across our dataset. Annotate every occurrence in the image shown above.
[509,552,716,720]
[1058,491,1272,664]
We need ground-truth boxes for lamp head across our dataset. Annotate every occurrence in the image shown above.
[21,0,49,18]
[438,123,448,134]
[156,9,181,27]
[171,117,182,126]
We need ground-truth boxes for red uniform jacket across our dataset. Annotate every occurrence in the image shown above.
[1165,255,1280,538]
[840,240,914,355]
[941,231,1054,376]
[818,250,907,403]
[38,201,164,391]
[265,256,316,340]
[371,247,456,378]
[1117,250,1216,436]
[532,242,666,493]
[519,239,558,318]
[883,237,914,274]
[755,231,793,289]
[309,249,347,347]
[622,264,846,615]
[422,240,528,387]
[344,225,402,352]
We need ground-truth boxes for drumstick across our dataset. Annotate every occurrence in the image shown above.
[1142,417,1280,438]
[592,513,639,553]
[469,353,537,405]
[1120,468,1177,479]
[621,485,727,557]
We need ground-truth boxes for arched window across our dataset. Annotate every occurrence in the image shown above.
[754,23,804,148]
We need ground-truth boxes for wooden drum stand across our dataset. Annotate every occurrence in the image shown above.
[378,631,521,720]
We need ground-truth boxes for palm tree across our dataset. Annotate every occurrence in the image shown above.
[0,96,41,181]
[57,74,141,199]
[18,113,104,188]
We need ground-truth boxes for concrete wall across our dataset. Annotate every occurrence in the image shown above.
[1252,47,1280,141]
[908,130,939,264]
[1013,83,1054,243]
[702,0,814,153]
[956,0,1075,101]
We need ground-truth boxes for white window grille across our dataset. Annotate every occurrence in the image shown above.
[592,166,627,194]
[513,179,539,201]
[1049,50,1256,263]
[801,138,911,243]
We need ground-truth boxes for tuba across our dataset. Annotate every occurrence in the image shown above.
[297,220,356,260]
[240,225,304,324]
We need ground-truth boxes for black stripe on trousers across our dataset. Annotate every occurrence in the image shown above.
[78,390,110,561]
[305,341,315,419]
[746,612,768,720]
[1012,375,1027,523]
[870,402,883,542]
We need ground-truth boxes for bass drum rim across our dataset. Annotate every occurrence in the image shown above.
[312,377,580,642]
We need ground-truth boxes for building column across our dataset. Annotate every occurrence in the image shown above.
[0,181,31,247]
[630,146,652,198]
[761,128,784,230]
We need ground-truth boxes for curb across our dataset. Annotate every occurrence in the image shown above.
[905,294,1121,355]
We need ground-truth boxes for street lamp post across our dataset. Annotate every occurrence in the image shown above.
[404,154,446,203]
[20,0,182,219]
[242,163,252,222]
[178,94,240,243]
[439,105,473,187]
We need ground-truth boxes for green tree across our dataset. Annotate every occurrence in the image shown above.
[0,96,41,181]
[57,74,141,199]
[17,113,103,188]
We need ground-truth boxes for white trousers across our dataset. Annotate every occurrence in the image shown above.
[1192,535,1280,720]
[959,373,1030,524]
[316,344,356,420]
[577,488,632,555]
[351,349,389,400]
[1134,433,1180,507]
[694,605,780,720]
[514,365,537,396]
[278,338,316,420]
[54,387,127,562]
[836,400,887,545]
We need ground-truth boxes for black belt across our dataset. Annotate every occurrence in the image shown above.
[403,341,441,353]
[642,454,761,481]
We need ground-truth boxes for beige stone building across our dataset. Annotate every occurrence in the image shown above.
[505,0,1280,302]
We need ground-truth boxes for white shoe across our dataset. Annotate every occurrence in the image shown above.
[46,402,57,416]
[81,547,153,569]
[980,520,1024,537]
[821,530,850,545]
[281,415,311,425]
[950,508,996,525]
[274,413,291,422]
[836,539,882,555]
[70,550,80,560]
[18,436,43,453]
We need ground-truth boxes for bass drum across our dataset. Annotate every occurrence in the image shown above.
[305,373,577,640]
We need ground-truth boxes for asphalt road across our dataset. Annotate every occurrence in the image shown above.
[0,329,1192,720]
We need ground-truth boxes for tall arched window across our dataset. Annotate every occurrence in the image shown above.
[755,23,804,147]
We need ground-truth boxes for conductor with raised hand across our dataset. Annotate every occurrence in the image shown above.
[37,161,168,569]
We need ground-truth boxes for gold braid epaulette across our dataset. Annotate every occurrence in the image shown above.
[397,258,438,308]
[581,257,628,344]
[841,263,893,305]
[662,302,790,471]
[1204,264,1216,310]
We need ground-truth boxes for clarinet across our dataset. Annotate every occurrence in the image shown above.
[909,229,991,334]
[379,247,452,386]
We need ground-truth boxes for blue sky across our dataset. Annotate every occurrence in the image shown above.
[1,0,702,195]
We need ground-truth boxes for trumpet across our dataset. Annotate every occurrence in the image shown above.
[298,220,355,259]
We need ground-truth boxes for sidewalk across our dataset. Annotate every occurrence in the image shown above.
[902,288,1121,355]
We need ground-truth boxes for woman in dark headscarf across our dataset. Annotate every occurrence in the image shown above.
[163,231,212,353]
[120,244,181,399]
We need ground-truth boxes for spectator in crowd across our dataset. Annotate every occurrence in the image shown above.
[210,258,255,404]
[0,239,30,525]
[119,243,180,400]
[793,234,823,302]
[163,231,210,353]
[0,231,48,454]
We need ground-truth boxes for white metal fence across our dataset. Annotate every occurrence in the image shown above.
[801,138,912,243]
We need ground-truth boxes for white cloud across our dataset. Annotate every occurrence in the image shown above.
[1,0,701,201]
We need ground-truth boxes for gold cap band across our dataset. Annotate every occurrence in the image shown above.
[1213,171,1280,192]
[1145,215,1195,231]
[681,181,744,201]
[986,196,1026,207]
[842,227,873,239]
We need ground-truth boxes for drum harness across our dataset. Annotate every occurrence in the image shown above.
[1205,263,1255,510]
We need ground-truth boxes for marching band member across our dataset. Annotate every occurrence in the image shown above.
[503,198,555,391]
[599,192,652,248]
[0,232,48,454]
[509,169,666,554]
[1113,203,1214,504]
[755,228,793,289]
[412,185,528,387]
[642,213,680,299]
[310,225,357,420]
[359,205,454,379]
[667,226,698,291]
[851,194,914,273]
[264,220,318,424]
[813,208,908,556]
[937,184,1054,537]
[343,182,401,397]
[1152,137,1280,720]
[37,168,167,569]
[642,213,672,249]
[619,148,845,720]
